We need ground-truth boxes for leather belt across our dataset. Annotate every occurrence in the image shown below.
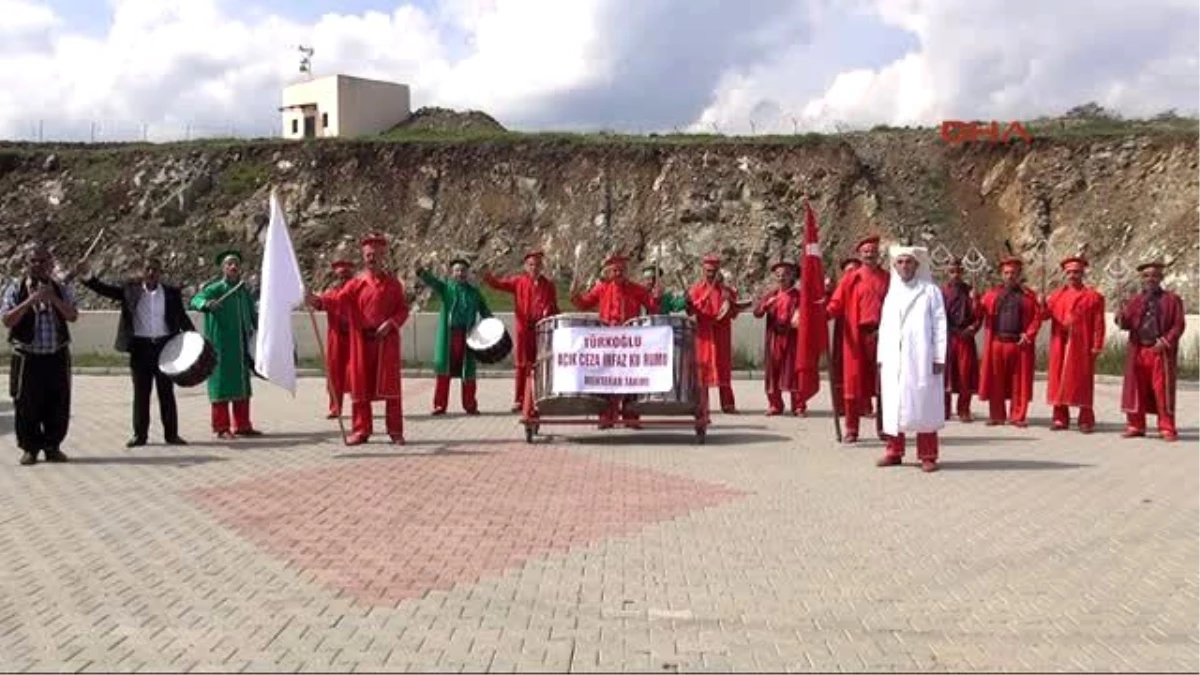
[1138,339,1160,347]
[995,334,1021,343]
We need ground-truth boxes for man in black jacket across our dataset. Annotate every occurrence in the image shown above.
[78,257,194,447]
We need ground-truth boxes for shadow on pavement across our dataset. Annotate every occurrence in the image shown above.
[938,435,1037,446]
[937,459,1093,471]
[68,455,227,467]
[187,431,346,450]
[332,447,496,459]
[564,431,791,446]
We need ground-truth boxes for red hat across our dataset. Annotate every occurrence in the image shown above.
[523,250,544,261]
[1059,256,1088,272]
[701,254,722,268]
[856,235,881,251]
[947,257,964,269]
[331,260,354,271]
[360,232,388,248]
[999,256,1024,271]
[772,260,797,272]
[1136,260,1166,272]
[602,254,627,268]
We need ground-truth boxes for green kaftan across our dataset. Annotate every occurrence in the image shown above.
[189,279,257,402]
[418,270,492,379]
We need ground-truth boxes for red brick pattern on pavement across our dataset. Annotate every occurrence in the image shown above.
[190,444,747,605]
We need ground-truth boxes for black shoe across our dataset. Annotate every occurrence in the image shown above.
[126,437,147,448]
[164,436,188,446]
[19,451,37,466]
[43,448,69,463]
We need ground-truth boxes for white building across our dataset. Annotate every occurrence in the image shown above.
[279,74,411,140]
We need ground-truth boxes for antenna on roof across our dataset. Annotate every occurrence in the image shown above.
[298,45,314,79]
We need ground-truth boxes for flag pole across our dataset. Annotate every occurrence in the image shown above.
[307,308,349,446]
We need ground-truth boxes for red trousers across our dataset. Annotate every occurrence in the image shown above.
[1126,347,1177,436]
[600,396,640,425]
[513,364,531,406]
[945,392,972,420]
[329,391,344,417]
[717,385,735,411]
[835,397,872,416]
[885,432,939,461]
[211,399,252,433]
[1052,405,1095,430]
[351,399,403,439]
[844,396,883,437]
[768,391,803,414]
[985,341,1029,423]
[434,329,478,413]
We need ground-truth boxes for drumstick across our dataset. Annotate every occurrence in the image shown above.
[82,228,106,260]
[215,280,245,305]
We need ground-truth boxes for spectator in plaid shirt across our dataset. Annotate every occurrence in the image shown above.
[2,245,79,466]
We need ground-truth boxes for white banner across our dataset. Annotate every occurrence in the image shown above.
[551,325,674,394]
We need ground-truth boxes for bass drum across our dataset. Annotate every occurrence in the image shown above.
[624,314,700,416]
[158,331,218,387]
[534,313,609,416]
[467,317,513,364]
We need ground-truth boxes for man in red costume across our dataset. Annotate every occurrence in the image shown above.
[571,254,659,427]
[307,233,410,445]
[1042,256,1106,433]
[941,259,981,422]
[977,257,1041,427]
[1115,261,1185,442]
[687,255,740,413]
[826,235,889,442]
[323,258,356,419]
[828,258,869,417]
[754,261,803,415]
[483,251,560,412]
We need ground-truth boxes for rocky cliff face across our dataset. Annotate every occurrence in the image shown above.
[0,129,1195,308]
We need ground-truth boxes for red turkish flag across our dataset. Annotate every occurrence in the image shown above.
[796,201,827,400]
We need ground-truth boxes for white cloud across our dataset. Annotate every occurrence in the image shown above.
[0,0,1195,141]
[691,0,1200,133]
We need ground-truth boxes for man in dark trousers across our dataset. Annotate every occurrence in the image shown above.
[77,257,194,447]
[2,245,79,465]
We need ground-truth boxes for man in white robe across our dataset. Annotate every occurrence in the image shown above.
[876,246,948,472]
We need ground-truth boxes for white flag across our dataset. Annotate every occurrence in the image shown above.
[255,190,306,394]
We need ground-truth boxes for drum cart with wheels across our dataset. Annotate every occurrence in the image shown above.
[519,314,712,444]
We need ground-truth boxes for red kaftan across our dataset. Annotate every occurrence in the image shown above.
[325,296,351,415]
[687,281,739,387]
[571,280,658,325]
[976,285,1041,422]
[484,271,559,406]
[941,281,981,396]
[319,272,410,439]
[1043,285,1106,408]
[753,287,800,396]
[825,265,889,400]
[1115,289,1185,424]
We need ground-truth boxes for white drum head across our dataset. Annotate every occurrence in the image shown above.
[467,318,506,349]
[158,332,205,375]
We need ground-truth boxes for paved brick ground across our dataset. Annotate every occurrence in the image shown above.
[0,375,1196,673]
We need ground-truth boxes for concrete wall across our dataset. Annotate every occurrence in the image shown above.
[12,311,1200,366]
[335,76,410,138]
[280,76,339,139]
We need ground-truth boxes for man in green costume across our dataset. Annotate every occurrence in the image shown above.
[417,258,493,415]
[190,249,262,439]
[640,264,688,314]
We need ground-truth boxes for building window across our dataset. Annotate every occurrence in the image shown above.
[291,119,298,134]
[322,113,329,128]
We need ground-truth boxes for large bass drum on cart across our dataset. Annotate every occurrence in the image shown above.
[623,314,700,415]
[534,313,609,416]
